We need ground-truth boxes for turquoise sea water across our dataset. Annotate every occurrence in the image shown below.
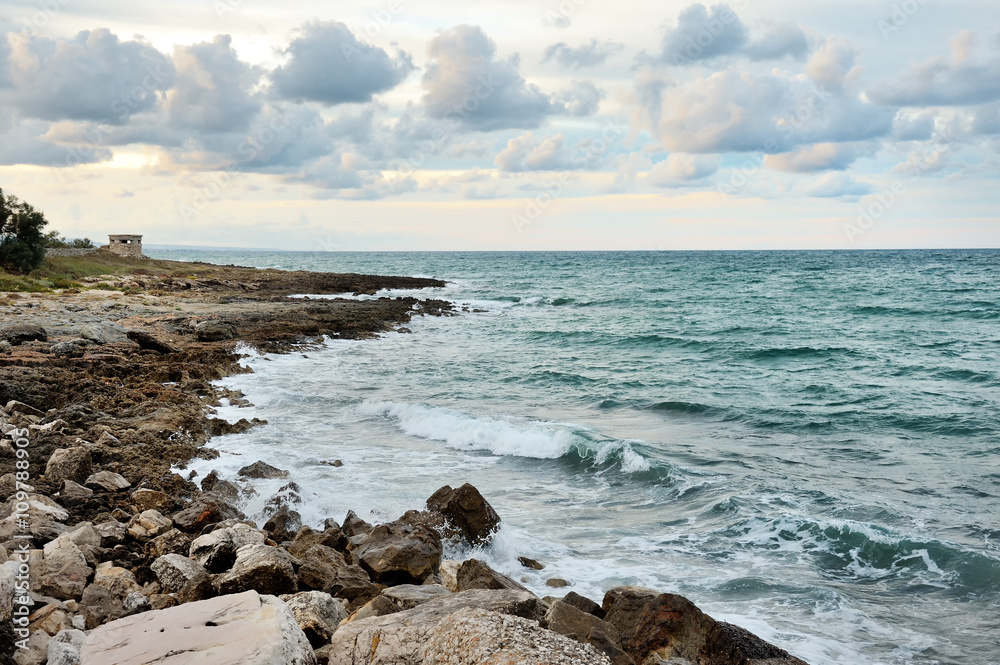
[151,249,1000,665]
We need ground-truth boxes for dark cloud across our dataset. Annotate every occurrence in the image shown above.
[868,55,1000,106]
[542,39,624,68]
[422,25,552,131]
[0,119,111,166]
[556,81,603,116]
[167,35,260,133]
[6,28,174,124]
[0,34,10,87]
[270,21,413,105]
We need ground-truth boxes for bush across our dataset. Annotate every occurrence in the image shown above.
[0,189,49,274]
[44,231,95,249]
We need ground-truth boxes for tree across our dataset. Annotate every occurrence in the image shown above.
[43,230,95,249]
[0,189,49,274]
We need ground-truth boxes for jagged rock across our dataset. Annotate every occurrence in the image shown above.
[13,628,49,665]
[195,319,238,341]
[350,520,442,586]
[601,587,808,665]
[587,628,636,665]
[214,544,298,596]
[287,525,347,557]
[130,489,174,513]
[60,480,94,504]
[280,591,349,647]
[93,520,126,547]
[80,322,128,345]
[28,603,72,636]
[561,591,605,619]
[125,330,177,354]
[293,544,379,610]
[455,558,528,593]
[51,342,84,357]
[518,556,544,570]
[93,562,141,600]
[423,607,611,665]
[237,460,289,479]
[37,537,91,600]
[45,448,93,485]
[200,471,239,501]
[0,473,23,498]
[80,590,316,665]
[47,628,86,665]
[264,505,302,542]
[1,560,17,622]
[79,584,125,630]
[341,510,372,537]
[148,528,192,558]
[122,591,150,615]
[172,494,243,532]
[1,325,47,345]
[126,510,173,540]
[426,483,501,546]
[545,600,633,665]
[439,559,460,592]
[83,471,130,492]
[189,522,267,573]
[327,590,551,665]
[150,553,214,603]
[149,594,177,611]
[350,584,452,622]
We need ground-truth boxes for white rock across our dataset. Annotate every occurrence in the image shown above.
[47,628,86,665]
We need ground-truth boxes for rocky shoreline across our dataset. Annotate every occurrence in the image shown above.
[0,256,809,665]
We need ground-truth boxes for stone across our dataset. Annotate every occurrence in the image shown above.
[79,590,317,665]
[587,629,637,665]
[126,510,173,540]
[562,590,606,619]
[79,584,126,630]
[189,522,267,573]
[1,325,47,345]
[263,505,302,542]
[61,522,101,550]
[426,483,501,546]
[149,594,177,611]
[341,510,372,537]
[546,577,570,588]
[439,559,460,592]
[238,460,289,479]
[545,600,633,664]
[83,471,130,492]
[125,330,177,354]
[280,591,349,647]
[350,520,442,586]
[47,628,86,665]
[455,558,529,593]
[122,591,150,615]
[93,520,126,547]
[37,538,91,600]
[349,584,452,622]
[172,495,243,533]
[287,525,347,557]
[200,471,240,501]
[150,554,214,602]
[293,544,379,610]
[195,319,238,342]
[80,322,128,345]
[214,544,298,596]
[130,488,174,513]
[314,644,334,665]
[28,603,72,636]
[45,448,93,485]
[0,339,10,353]
[60,480,94,503]
[93,562,141,599]
[518,556,545,570]
[0,473,23,498]
[148,528,192,558]
[13,628,49,665]
[51,342,83,357]
[0,560,17,622]
[422,607,612,665]
[327,589,549,665]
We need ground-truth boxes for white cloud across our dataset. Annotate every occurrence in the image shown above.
[646,153,720,186]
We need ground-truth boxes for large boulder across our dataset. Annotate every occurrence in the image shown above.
[79,584,126,630]
[546,600,633,665]
[80,322,128,345]
[92,562,141,600]
[195,320,238,342]
[327,589,548,665]
[238,461,288,479]
[423,607,611,665]
[426,483,501,546]
[287,525,347,557]
[349,584,452,622]
[172,495,243,533]
[263,505,302,543]
[214,544,298,596]
[350,520,442,586]
[455,558,528,593]
[602,587,808,665]
[189,522,267,573]
[79,590,316,665]
[292,543,380,610]
[84,471,131,492]
[126,330,177,354]
[280,591,349,647]
[150,554,214,602]
[44,448,93,485]
[148,528,192,558]
[37,537,91,600]
[47,628,86,665]
[1,325,47,345]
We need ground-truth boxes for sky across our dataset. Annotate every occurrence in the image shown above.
[0,0,998,250]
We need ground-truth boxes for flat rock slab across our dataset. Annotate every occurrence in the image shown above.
[80,590,316,665]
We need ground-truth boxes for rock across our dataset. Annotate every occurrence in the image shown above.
[37,538,91,600]
[0,339,10,353]
[238,460,289,479]
[93,562,141,599]
[195,319,238,341]
[126,510,173,540]
[122,591,150,615]
[327,589,549,665]
[423,607,611,665]
[426,483,501,546]
[280,591,349,647]
[80,322,128,345]
[51,342,83,357]
[149,594,177,610]
[546,577,570,588]
[79,584,125,629]
[150,554,214,603]
[83,471,130,492]
[45,448,93,485]
[28,603,73,636]
[350,584,452,622]
[13,628,49,665]
[130,489,174,513]
[148,528,192,558]
[1,560,17,622]
[341,510,372,537]
[601,587,808,665]
[585,629,636,665]
[350,520,442,586]
[214,544,298,596]
[263,505,302,542]
[562,590,606,619]
[60,480,94,503]
[189,522,267,573]
[314,644,334,665]
[125,330,177,354]
[439,559,460,592]
[79,590,317,665]
[545,600,633,664]
[518,556,545,570]
[93,520,126,547]
[455,558,529,593]
[172,495,243,532]
[0,473,23,498]
[1,325,47,345]
[47,628,86,665]
[293,544,379,610]
[287,525,347,557]
[200,471,240,501]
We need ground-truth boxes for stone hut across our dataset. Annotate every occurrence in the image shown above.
[107,234,143,258]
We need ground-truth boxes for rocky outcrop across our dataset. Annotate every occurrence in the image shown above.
[263,505,302,542]
[1,325,47,345]
[350,520,442,586]
[79,591,316,665]
[125,330,177,354]
[426,483,501,546]
[238,461,289,479]
[294,543,380,610]
[545,600,633,665]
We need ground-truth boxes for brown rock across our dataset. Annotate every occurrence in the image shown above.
[45,448,93,485]
[546,577,571,588]
[426,483,501,546]
[237,460,288,479]
[563,590,606,619]
[279,590,349,647]
[126,330,177,354]
[455,558,528,593]
[263,505,302,542]
[148,528,192,558]
[517,556,544,570]
[351,520,442,586]
[294,543,380,610]
[1,325,47,345]
[131,489,174,513]
[172,495,243,533]
[213,544,298,597]
[341,510,372,537]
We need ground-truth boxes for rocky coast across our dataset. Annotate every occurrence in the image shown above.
[0,253,810,665]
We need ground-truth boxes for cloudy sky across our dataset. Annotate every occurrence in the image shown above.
[1,0,998,250]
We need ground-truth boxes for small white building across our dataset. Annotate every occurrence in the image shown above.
[107,234,143,258]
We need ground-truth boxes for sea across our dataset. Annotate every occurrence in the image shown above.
[147,248,1000,665]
